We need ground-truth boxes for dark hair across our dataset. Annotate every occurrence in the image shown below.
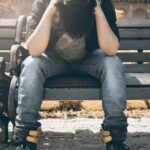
[56,0,96,38]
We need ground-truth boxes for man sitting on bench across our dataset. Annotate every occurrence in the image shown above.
[13,0,131,150]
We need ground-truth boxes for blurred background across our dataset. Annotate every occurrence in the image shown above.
[0,0,150,20]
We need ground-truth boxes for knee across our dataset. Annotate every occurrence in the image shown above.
[22,56,40,72]
[18,56,47,85]
[20,55,55,80]
[102,56,124,73]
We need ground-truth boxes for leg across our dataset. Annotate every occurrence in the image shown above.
[78,49,130,149]
[14,52,69,149]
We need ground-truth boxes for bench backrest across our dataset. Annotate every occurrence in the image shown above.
[0,16,26,72]
[117,19,150,73]
[0,17,150,73]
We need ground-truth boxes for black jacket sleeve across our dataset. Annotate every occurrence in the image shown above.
[101,0,120,41]
[27,0,49,39]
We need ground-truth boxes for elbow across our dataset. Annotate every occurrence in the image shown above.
[29,50,42,57]
[104,48,117,56]
[107,49,117,56]
[109,43,120,56]
[102,42,120,56]
[26,42,37,57]
[26,41,43,57]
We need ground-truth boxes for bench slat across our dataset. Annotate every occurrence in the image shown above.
[119,29,150,39]
[117,19,150,28]
[125,73,150,86]
[0,29,16,39]
[44,73,150,88]
[43,87,150,100]
[0,39,15,50]
[117,53,150,62]
[125,64,150,73]
[120,40,150,50]
[0,19,17,29]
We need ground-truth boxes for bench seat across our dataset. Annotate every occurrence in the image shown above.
[43,73,150,100]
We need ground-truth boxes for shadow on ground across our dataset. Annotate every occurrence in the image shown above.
[1,130,150,150]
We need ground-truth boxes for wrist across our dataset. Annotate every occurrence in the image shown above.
[94,6,103,17]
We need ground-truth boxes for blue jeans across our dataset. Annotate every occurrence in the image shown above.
[16,49,127,129]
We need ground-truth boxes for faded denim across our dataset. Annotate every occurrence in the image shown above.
[16,49,127,129]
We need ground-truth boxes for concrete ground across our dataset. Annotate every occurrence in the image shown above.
[1,118,150,150]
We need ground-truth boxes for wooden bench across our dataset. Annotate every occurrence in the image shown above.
[8,17,150,126]
[0,17,150,143]
[22,18,150,100]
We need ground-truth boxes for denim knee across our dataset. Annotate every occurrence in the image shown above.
[101,56,125,75]
[22,56,41,73]
[21,56,47,80]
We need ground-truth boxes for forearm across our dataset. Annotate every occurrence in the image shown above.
[95,7,120,56]
[25,6,54,57]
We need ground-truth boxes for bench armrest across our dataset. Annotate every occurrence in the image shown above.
[10,44,29,77]
[15,15,27,44]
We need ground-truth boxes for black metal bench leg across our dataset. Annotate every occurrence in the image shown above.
[0,57,11,143]
[0,114,9,143]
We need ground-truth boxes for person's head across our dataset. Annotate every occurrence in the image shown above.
[55,0,96,38]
